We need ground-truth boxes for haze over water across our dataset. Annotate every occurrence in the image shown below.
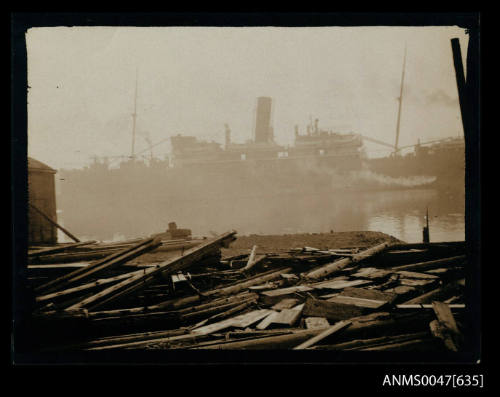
[58,187,465,244]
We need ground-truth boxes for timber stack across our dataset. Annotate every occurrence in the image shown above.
[27,229,467,352]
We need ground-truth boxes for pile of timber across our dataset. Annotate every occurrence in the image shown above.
[28,233,467,352]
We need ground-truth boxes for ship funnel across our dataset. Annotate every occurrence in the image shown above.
[254,97,272,143]
[224,123,231,148]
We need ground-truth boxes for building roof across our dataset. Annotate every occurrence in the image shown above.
[28,157,57,173]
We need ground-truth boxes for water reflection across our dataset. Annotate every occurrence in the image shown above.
[63,187,465,244]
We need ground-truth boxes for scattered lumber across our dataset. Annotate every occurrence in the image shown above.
[27,229,467,353]
[302,297,365,322]
[390,255,466,272]
[65,231,237,311]
[304,241,392,280]
[28,241,98,258]
[29,202,80,242]
[305,317,330,330]
[294,320,352,349]
[35,236,160,294]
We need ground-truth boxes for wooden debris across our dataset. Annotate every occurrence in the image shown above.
[340,287,397,303]
[304,241,392,280]
[302,297,365,322]
[65,231,237,311]
[326,295,387,310]
[28,241,98,258]
[260,285,313,305]
[390,255,466,272]
[27,229,467,353]
[271,298,300,310]
[305,317,330,330]
[294,320,352,349]
[309,278,371,291]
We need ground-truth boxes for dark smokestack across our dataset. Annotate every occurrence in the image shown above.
[224,123,231,148]
[254,97,272,143]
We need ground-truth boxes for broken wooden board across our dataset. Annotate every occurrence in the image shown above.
[304,242,392,280]
[256,307,302,330]
[397,304,465,309]
[271,298,300,311]
[294,320,352,349]
[302,297,365,322]
[326,295,387,310]
[28,241,98,258]
[256,311,279,330]
[260,285,313,305]
[339,287,397,303]
[248,283,278,291]
[305,317,330,330]
[191,309,273,336]
[399,278,437,287]
[351,267,392,280]
[390,255,466,272]
[429,319,457,352]
[383,285,416,297]
[432,301,460,335]
[396,270,439,279]
[309,278,371,291]
[65,231,237,311]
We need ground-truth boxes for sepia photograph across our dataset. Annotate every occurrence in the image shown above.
[11,12,481,372]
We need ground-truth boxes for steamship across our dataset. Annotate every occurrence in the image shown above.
[56,96,463,240]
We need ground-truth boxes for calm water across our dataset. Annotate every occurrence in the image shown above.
[59,187,465,244]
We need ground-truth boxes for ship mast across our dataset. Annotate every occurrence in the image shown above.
[131,68,138,160]
[394,46,407,155]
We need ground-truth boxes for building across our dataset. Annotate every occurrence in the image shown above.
[28,157,57,245]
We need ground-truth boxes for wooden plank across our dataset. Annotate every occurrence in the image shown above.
[235,309,275,328]
[271,308,302,326]
[35,236,158,293]
[326,295,387,309]
[256,311,279,330]
[309,278,371,291]
[271,298,300,311]
[351,267,392,280]
[65,231,237,311]
[383,285,416,296]
[399,278,436,287]
[28,241,97,258]
[396,270,439,279]
[195,328,328,350]
[260,285,313,305]
[432,301,460,335]
[248,283,277,291]
[294,320,352,349]
[314,331,429,351]
[302,298,364,322]
[401,279,464,305]
[390,255,466,272]
[396,304,465,309]
[35,269,144,303]
[29,202,80,242]
[191,309,273,335]
[429,319,457,352]
[340,287,397,302]
[304,242,392,280]
[305,317,330,330]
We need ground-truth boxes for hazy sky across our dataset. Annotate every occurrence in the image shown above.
[27,26,469,170]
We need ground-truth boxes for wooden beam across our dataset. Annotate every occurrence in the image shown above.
[29,203,80,242]
[302,298,365,322]
[28,241,97,257]
[390,255,466,272]
[65,231,237,311]
[294,320,352,349]
[304,241,392,280]
[35,237,160,293]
